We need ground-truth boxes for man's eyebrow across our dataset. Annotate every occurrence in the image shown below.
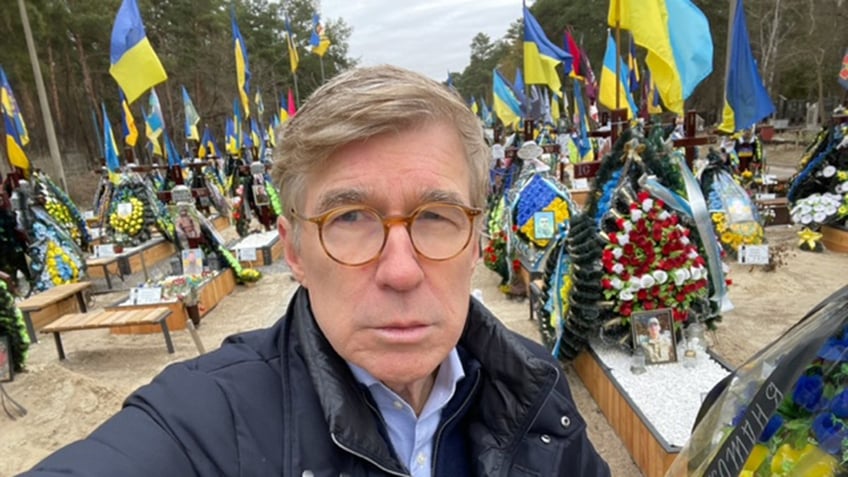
[420,189,465,204]
[316,189,367,212]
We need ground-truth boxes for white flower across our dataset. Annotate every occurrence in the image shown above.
[620,289,634,301]
[621,221,633,233]
[672,268,690,286]
[687,250,699,259]
[641,198,654,212]
[631,209,643,221]
[825,206,837,216]
[610,277,624,290]
[680,236,690,245]
[612,263,625,274]
[641,274,656,289]
[801,214,813,224]
[822,165,837,178]
[618,233,630,246]
[612,247,623,259]
[813,212,827,223]
[629,276,642,290]
[652,270,668,284]
[721,262,730,274]
[658,211,670,221]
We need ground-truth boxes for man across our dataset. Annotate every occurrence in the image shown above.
[641,317,672,363]
[21,66,609,476]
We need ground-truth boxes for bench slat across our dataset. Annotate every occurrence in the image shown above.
[42,307,171,333]
[18,282,91,311]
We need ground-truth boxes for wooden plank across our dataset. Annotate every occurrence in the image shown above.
[42,308,171,334]
[18,282,91,311]
[822,224,848,253]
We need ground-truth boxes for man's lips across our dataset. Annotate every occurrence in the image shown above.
[373,323,431,342]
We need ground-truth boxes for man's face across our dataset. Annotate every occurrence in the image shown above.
[648,322,661,339]
[279,121,479,390]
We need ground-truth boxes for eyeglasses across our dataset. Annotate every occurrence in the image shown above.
[291,202,482,266]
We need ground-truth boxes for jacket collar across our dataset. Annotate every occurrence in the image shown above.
[287,287,559,470]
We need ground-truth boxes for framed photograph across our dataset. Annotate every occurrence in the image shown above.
[631,308,677,365]
[0,335,12,382]
[181,248,205,276]
[253,185,270,206]
[533,211,556,240]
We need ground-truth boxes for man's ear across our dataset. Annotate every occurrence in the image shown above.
[278,215,307,285]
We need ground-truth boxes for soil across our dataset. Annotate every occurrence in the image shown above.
[5,141,847,476]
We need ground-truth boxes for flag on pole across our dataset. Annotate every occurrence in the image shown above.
[267,123,276,147]
[119,90,138,147]
[250,118,261,148]
[513,67,529,113]
[573,78,594,162]
[181,86,200,141]
[109,0,168,104]
[255,89,264,116]
[840,47,848,90]
[145,89,164,156]
[102,103,121,179]
[492,69,522,128]
[164,133,181,166]
[608,0,712,115]
[480,99,493,128]
[287,88,297,116]
[3,113,29,172]
[0,66,29,146]
[470,96,479,116]
[285,16,299,74]
[198,126,220,158]
[279,95,289,123]
[563,31,583,80]
[231,10,251,119]
[598,33,639,119]
[523,4,572,93]
[225,117,238,154]
[628,34,640,94]
[310,13,331,57]
[717,0,775,133]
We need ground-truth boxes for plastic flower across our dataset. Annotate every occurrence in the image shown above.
[793,374,825,412]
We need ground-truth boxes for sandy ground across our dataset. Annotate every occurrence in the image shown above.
[5,142,847,476]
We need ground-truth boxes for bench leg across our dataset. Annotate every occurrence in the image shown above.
[102,266,113,290]
[184,319,206,355]
[22,311,38,344]
[75,292,88,313]
[160,321,175,354]
[262,246,272,266]
[52,332,65,360]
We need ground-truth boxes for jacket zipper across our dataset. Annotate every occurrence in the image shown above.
[331,433,410,477]
[430,370,482,475]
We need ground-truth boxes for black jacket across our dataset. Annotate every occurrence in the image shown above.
[22,287,610,476]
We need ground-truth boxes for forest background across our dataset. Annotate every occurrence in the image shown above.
[0,0,847,204]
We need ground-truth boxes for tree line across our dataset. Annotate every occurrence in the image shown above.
[1,0,846,172]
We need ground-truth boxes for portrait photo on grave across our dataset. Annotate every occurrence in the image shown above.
[632,309,677,365]
[0,335,12,382]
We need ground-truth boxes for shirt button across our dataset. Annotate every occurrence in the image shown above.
[416,453,426,465]
[392,400,404,410]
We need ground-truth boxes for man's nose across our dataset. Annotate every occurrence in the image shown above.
[373,224,424,290]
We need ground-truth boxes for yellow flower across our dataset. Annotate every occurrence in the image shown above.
[742,444,768,473]
[720,231,733,243]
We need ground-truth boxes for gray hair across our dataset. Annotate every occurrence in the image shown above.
[271,65,489,219]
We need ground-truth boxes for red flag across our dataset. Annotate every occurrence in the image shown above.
[287,88,297,116]
[839,47,848,90]
[564,30,583,79]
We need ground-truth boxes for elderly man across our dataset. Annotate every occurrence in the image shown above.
[21,66,609,476]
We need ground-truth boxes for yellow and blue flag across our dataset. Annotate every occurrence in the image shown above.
[255,89,264,117]
[279,95,289,123]
[198,126,220,158]
[109,0,168,104]
[181,85,200,141]
[480,99,493,128]
[225,117,238,154]
[523,5,572,94]
[4,113,29,172]
[119,90,138,147]
[310,13,331,57]
[470,96,479,116]
[717,0,774,133]
[267,123,276,148]
[164,132,181,166]
[231,10,251,119]
[102,103,121,179]
[573,78,594,162]
[285,16,299,74]
[0,66,29,147]
[250,118,261,148]
[608,0,712,115]
[144,88,164,156]
[599,33,638,119]
[492,69,522,129]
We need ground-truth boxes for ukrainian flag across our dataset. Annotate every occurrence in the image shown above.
[492,69,522,129]
[119,90,138,147]
[225,118,238,154]
[523,6,572,94]
[717,0,774,133]
[145,89,164,156]
[109,0,167,104]
[102,104,121,181]
[279,95,289,123]
[285,16,299,74]
[0,67,29,146]
[198,127,220,158]
[231,10,251,119]
[164,133,181,166]
[4,113,29,172]
[598,34,638,119]
[310,13,331,57]
[573,78,594,162]
[181,86,200,141]
[608,0,712,115]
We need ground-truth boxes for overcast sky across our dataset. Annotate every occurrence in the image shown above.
[320,0,522,81]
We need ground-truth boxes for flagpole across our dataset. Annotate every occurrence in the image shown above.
[17,0,67,190]
[722,0,737,129]
[614,2,621,113]
[293,73,300,107]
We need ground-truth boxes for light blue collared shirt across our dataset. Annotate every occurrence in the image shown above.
[348,349,465,477]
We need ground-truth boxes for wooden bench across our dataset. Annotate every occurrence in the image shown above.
[17,282,92,343]
[85,255,123,290]
[40,307,175,360]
